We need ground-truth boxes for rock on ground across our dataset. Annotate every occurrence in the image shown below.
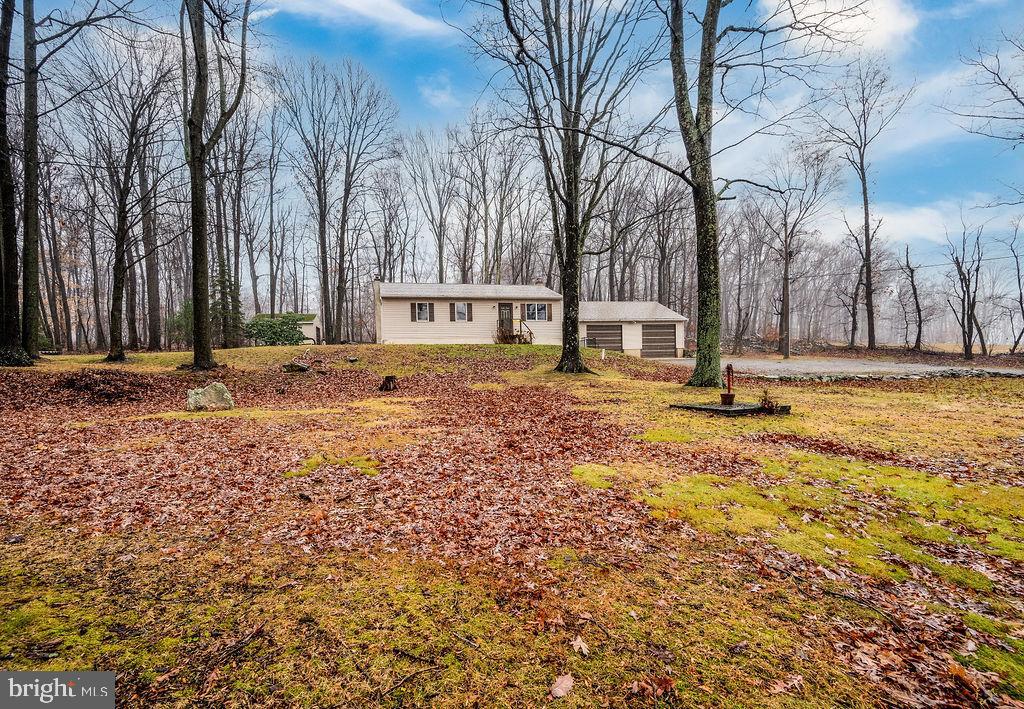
[186,382,234,411]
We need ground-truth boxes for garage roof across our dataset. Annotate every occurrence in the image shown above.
[377,282,562,300]
[579,301,687,322]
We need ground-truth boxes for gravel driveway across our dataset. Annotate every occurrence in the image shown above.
[662,355,1024,379]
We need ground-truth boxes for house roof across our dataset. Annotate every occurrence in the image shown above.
[377,282,562,300]
[579,301,687,322]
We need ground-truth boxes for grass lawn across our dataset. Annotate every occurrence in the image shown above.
[1,344,1022,706]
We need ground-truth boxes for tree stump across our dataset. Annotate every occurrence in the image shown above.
[379,375,398,392]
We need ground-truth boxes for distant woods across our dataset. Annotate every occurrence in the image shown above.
[0,1,1022,368]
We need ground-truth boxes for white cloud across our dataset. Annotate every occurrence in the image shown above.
[417,71,460,109]
[872,67,974,158]
[271,0,450,35]
[759,0,919,55]
[816,194,1017,247]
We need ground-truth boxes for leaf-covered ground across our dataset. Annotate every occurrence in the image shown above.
[1,344,1022,707]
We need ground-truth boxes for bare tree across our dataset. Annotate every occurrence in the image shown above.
[817,54,912,350]
[663,0,863,384]
[756,145,841,358]
[482,0,664,372]
[404,127,459,284]
[896,245,925,351]
[181,0,252,369]
[332,60,397,340]
[1000,218,1024,353]
[946,219,986,360]
[0,0,20,363]
[956,32,1024,205]
[73,31,175,361]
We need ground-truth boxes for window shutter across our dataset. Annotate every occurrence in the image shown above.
[520,303,526,321]
[410,302,416,322]
[449,302,456,321]
[428,303,435,322]
[467,303,473,322]
[547,303,552,321]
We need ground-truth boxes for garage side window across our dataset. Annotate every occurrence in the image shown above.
[525,303,548,321]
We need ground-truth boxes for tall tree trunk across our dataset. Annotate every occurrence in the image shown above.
[859,160,876,349]
[106,216,128,362]
[0,0,21,360]
[88,215,106,349]
[185,0,216,369]
[670,0,722,387]
[139,154,161,350]
[779,248,790,358]
[45,193,72,350]
[555,218,586,373]
[848,265,863,348]
[21,0,40,357]
[126,239,140,350]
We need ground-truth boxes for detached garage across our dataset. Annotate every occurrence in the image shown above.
[578,301,688,358]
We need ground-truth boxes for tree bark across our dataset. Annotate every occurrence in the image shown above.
[0,0,20,359]
[139,152,161,350]
[670,0,723,387]
[21,0,40,357]
[859,160,876,349]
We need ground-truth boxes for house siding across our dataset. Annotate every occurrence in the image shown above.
[377,297,562,345]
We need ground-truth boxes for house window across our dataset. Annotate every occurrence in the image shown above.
[416,302,430,322]
[455,302,468,321]
[525,303,548,321]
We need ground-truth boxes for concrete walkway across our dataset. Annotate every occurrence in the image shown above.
[663,355,1024,379]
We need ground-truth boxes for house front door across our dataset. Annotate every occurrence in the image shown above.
[498,302,513,330]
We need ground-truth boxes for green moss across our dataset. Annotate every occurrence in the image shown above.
[963,612,1011,636]
[572,463,616,489]
[286,453,381,478]
[964,646,1024,699]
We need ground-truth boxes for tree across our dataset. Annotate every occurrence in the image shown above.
[483,0,664,373]
[664,0,863,384]
[20,0,132,358]
[274,58,347,343]
[332,60,396,341]
[0,0,21,364]
[817,55,912,350]
[404,127,458,284]
[956,32,1024,205]
[896,246,925,351]
[181,0,252,369]
[755,145,841,358]
[73,31,174,361]
[1000,218,1024,353]
[946,219,986,360]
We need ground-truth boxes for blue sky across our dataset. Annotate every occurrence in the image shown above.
[253,0,1024,259]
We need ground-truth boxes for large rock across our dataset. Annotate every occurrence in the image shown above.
[186,382,234,412]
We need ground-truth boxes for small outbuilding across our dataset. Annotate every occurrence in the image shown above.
[578,301,687,358]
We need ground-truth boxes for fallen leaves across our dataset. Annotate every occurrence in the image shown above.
[549,673,573,698]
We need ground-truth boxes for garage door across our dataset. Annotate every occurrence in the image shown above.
[641,323,676,358]
[585,324,622,351]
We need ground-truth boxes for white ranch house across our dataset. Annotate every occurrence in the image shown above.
[372,282,687,358]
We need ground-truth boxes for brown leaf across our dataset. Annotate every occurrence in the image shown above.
[550,674,574,698]
[571,635,590,656]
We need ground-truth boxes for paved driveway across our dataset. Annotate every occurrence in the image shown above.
[662,355,1023,378]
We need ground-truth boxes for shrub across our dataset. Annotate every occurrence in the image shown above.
[243,314,305,346]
